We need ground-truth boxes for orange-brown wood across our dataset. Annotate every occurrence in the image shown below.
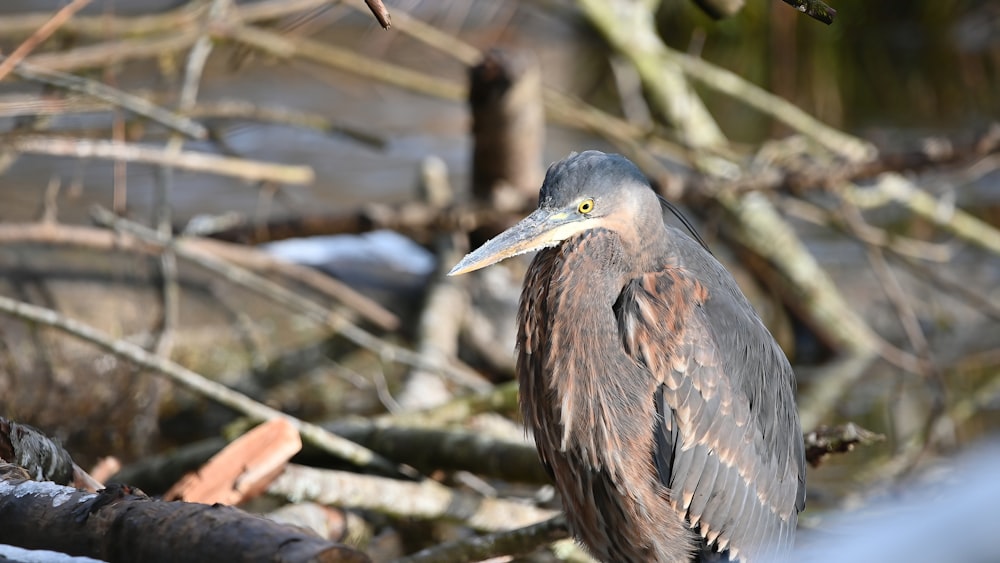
[166,418,302,505]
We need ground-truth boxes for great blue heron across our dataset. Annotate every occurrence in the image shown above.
[450,151,805,562]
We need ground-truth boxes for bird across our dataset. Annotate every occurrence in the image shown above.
[449,151,805,563]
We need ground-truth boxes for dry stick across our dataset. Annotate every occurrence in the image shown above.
[0,294,408,477]
[0,92,105,116]
[269,464,557,532]
[803,424,884,468]
[7,135,314,184]
[221,19,694,187]
[113,382,521,492]
[0,0,92,82]
[90,208,490,393]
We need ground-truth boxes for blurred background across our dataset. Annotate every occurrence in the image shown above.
[0,0,998,561]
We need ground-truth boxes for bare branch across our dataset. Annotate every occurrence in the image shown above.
[6,136,313,185]
[0,0,92,81]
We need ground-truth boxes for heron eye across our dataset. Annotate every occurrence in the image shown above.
[578,198,595,214]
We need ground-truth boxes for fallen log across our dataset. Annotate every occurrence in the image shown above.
[0,472,369,563]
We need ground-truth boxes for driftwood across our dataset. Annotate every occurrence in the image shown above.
[0,473,369,563]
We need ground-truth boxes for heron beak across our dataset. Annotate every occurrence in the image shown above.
[448,208,593,276]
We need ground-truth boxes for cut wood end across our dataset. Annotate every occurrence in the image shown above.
[165,418,302,505]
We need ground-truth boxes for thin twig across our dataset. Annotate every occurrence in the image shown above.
[0,0,92,82]
[6,135,314,184]
[8,61,207,139]
[0,294,409,477]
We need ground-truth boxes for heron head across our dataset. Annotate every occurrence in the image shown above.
[449,151,659,276]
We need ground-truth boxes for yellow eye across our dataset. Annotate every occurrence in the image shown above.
[578,198,595,214]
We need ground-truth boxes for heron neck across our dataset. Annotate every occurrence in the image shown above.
[540,230,656,463]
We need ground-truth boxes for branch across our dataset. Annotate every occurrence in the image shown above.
[0,0,92,82]
[6,136,313,185]
[268,464,558,532]
[0,477,370,562]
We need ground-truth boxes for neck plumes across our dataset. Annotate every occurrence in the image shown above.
[517,229,655,477]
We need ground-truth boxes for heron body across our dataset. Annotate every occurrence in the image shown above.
[450,151,805,562]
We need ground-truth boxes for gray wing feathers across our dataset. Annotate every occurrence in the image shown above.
[619,241,804,562]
